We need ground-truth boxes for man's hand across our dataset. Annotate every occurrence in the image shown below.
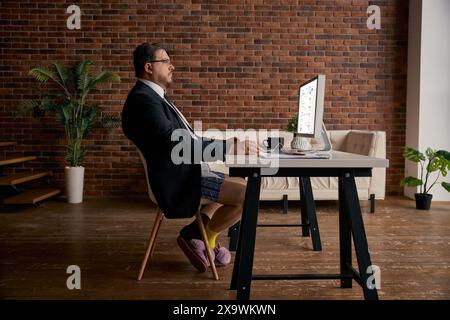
[226,137,262,155]
[232,138,262,155]
[243,139,261,155]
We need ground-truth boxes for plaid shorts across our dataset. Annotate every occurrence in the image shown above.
[200,171,225,202]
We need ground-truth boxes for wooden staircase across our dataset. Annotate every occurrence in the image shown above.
[0,141,60,205]
[0,156,37,167]
[0,141,17,147]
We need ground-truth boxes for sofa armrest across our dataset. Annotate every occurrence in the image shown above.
[368,131,386,199]
[329,130,350,151]
[342,130,386,199]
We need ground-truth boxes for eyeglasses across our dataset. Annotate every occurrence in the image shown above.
[148,59,172,65]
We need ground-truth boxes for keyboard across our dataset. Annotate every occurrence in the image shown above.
[260,150,331,159]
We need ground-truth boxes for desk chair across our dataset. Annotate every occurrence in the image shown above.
[135,147,219,281]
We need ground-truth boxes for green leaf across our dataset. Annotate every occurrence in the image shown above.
[400,176,423,187]
[17,97,57,118]
[52,62,69,87]
[434,150,450,176]
[402,146,425,163]
[442,182,450,193]
[39,97,58,113]
[54,100,72,127]
[17,100,39,117]
[28,66,55,84]
[66,140,87,167]
[287,115,298,133]
[87,71,120,91]
[436,150,450,161]
[75,60,94,92]
[80,107,97,138]
[427,157,441,173]
[425,147,435,160]
[438,159,448,177]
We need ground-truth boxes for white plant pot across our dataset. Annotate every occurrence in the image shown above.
[291,134,312,151]
[65,166,85,204]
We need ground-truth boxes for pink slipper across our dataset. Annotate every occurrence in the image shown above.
[190,239,215,267]
[177,236,215,273]
[213,242,231,266]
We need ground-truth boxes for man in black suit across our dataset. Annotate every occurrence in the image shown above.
[122,43,259,272]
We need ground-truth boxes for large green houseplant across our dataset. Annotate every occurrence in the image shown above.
[400,146,450,210]
[20,60,120,203]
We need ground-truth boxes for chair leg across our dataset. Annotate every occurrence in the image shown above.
[137,209,164,281]
[196,212,219,280]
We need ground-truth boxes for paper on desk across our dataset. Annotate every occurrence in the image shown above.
[260,151,331,159]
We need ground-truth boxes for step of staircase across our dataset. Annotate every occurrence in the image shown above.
[0,156,37,167]
[0,171,53,186]
[0,141,17,147]
[3,187,61,204]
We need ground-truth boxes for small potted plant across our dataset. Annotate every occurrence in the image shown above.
[287,115,311,150]
[287,115,318,151]
[20,60,120,203]
[287,114,298,134]
[400,146,450,210]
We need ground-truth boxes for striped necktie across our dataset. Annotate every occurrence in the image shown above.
[164,94,195,134]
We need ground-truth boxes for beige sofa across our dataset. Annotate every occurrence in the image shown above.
[204,130,386,213]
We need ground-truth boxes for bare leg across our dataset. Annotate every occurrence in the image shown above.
[207,175,246,233]
[177,175,246,270]
[201,202,223,219]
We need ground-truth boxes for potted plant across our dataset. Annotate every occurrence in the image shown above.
[400,146,450,210]
[287,114,298,134]
[287,115,311,150]
[20,60,120,203]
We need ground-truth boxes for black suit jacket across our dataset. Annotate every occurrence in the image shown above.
[122,81,227,218]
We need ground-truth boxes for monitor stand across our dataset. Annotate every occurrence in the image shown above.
[320,123,332,152]
[292,123,332,153]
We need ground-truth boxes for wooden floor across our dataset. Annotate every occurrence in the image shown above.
[0,197,449,300]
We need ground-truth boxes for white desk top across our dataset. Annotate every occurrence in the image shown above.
[225,151,389,168]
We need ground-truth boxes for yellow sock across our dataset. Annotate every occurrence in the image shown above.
[205,225,219,249]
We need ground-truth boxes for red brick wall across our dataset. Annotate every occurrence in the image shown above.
[0,0,408,197]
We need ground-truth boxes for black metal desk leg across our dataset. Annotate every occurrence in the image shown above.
[235,171,261,300]
[228,221,240,252]
[299,196,310,237]
[230,219,243,290]
[341,171,379,300]
[300,177,322,251]
[339,177,352,288]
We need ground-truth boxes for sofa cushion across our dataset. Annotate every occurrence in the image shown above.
[263,177,330,190]
[329,177,370,190]
[344,131,375,156]
[262,177,289,190]
[328,130,348,151]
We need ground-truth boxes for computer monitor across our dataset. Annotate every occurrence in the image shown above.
[297,75,326,138]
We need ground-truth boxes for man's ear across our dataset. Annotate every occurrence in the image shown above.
[144,62,152,75]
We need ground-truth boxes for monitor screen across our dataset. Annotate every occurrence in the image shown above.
[297,75,325,138]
